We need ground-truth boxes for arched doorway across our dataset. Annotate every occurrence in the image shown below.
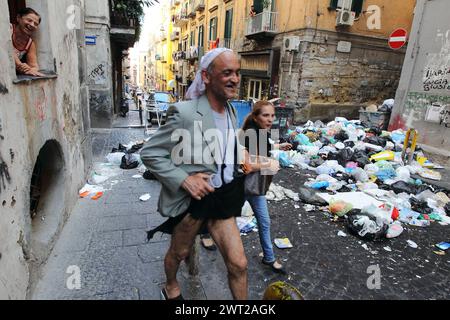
[29,140,65,257]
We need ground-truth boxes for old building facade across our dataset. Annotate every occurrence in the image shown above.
[156,0,415,122]
[0,0,91,299]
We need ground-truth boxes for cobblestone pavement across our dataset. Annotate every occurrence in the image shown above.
[33,124,450,300]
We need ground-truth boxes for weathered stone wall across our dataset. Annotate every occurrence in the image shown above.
[0,0,91,299]
[274,29,406,123]
[85,2,113,128]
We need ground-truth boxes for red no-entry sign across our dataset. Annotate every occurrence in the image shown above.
[389,28,408,50]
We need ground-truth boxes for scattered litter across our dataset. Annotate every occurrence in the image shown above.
[383,246,392,252]
[337,231,347,237]
[434,251,446,256]
[407,240,418,249]
[304,204,316,212]
[79,184,105,201]
[237,216,257,234]
[435,242,450,251]
[139,194,151,202]
[274,238,294,249]
[294,205,300,209]
[361,244,369,251]
[132,175,143,179]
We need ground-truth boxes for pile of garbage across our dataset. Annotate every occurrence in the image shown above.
[272,117,450,242]
[79,140,149,200]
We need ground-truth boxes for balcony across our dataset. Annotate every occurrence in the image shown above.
[173,9,189,27]
[110,11,138,48]
[160,32,167,41]
[245,12,278,40]
[194,0,206,12]
[219,38,232,49]
[184,46,204,61]
[188,4,196,18]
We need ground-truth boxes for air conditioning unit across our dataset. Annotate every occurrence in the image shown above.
[336,9,355,26]
[284,36,300,52]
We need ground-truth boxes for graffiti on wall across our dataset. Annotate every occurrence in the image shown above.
[0,82,8,95]
[423,66,450,91]
[89,63,106,85]
[423,29,450,92]
[0,156,11,194]
[404,92,450,128]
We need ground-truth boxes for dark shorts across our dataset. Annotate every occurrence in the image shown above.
[146,177,245,241]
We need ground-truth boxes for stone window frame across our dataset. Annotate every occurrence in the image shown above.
[8,0,58,84]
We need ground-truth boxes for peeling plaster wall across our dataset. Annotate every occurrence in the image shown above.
[0,0,91,299]
[275,29,406,122]
[391,0,450,149]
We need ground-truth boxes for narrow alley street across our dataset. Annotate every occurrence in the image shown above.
[31,111,450,300]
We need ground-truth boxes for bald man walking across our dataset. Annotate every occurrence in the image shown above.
[141,49,248,300]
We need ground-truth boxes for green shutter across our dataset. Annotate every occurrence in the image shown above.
[329,0,338,9]
[352,0,364,15]
[253,0,263,14]
[225,9,233,38]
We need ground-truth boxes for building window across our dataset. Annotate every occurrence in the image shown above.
[190,30,195,47]
[198,25,204,48]
[329,0,364,16]
[8,0,55,78]
[224,9,233,49]
[209,17,217,41]
[248,79,262,100]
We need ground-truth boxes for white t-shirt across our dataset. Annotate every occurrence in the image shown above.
[212,109,236,185]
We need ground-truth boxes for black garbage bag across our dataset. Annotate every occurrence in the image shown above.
[346,209,388,241]
[128,142,144,154]
[120,154,139,170]
[319,136,332,146]
[415,184,432,195]
[445,202,450,215]
[336,148,354,166]
[143,170,157,181]
[410,197,434,215]
[298,187,328,206]
[344,141,355,148]
[368,127,382,136]
[309,157,325,168]
[391,181,417,195]
[335,131,349,142]
[364,136,387,148]
[351,150,370,167]
[111,143,128,153]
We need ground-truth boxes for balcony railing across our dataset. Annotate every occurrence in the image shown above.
[110,11,138,29]
[220,38,232,49]
[245,11,278,38]
[194,0,206,12]
[173,9,189,27]
[184,46,204,60]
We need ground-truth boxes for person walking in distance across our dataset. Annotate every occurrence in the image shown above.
[141,48,249,300]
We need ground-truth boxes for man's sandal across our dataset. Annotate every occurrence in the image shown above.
[160,288,184,300]
[200,235,217,251]
[262,259,287,275]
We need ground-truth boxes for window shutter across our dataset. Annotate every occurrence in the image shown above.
[253,0,264,14]
[352,0,364,15]
[329,0,339,9]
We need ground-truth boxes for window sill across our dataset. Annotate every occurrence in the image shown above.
[13,71,57,84]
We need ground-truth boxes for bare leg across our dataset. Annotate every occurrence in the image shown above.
[164,214,204,299]
[208,217,248,300]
